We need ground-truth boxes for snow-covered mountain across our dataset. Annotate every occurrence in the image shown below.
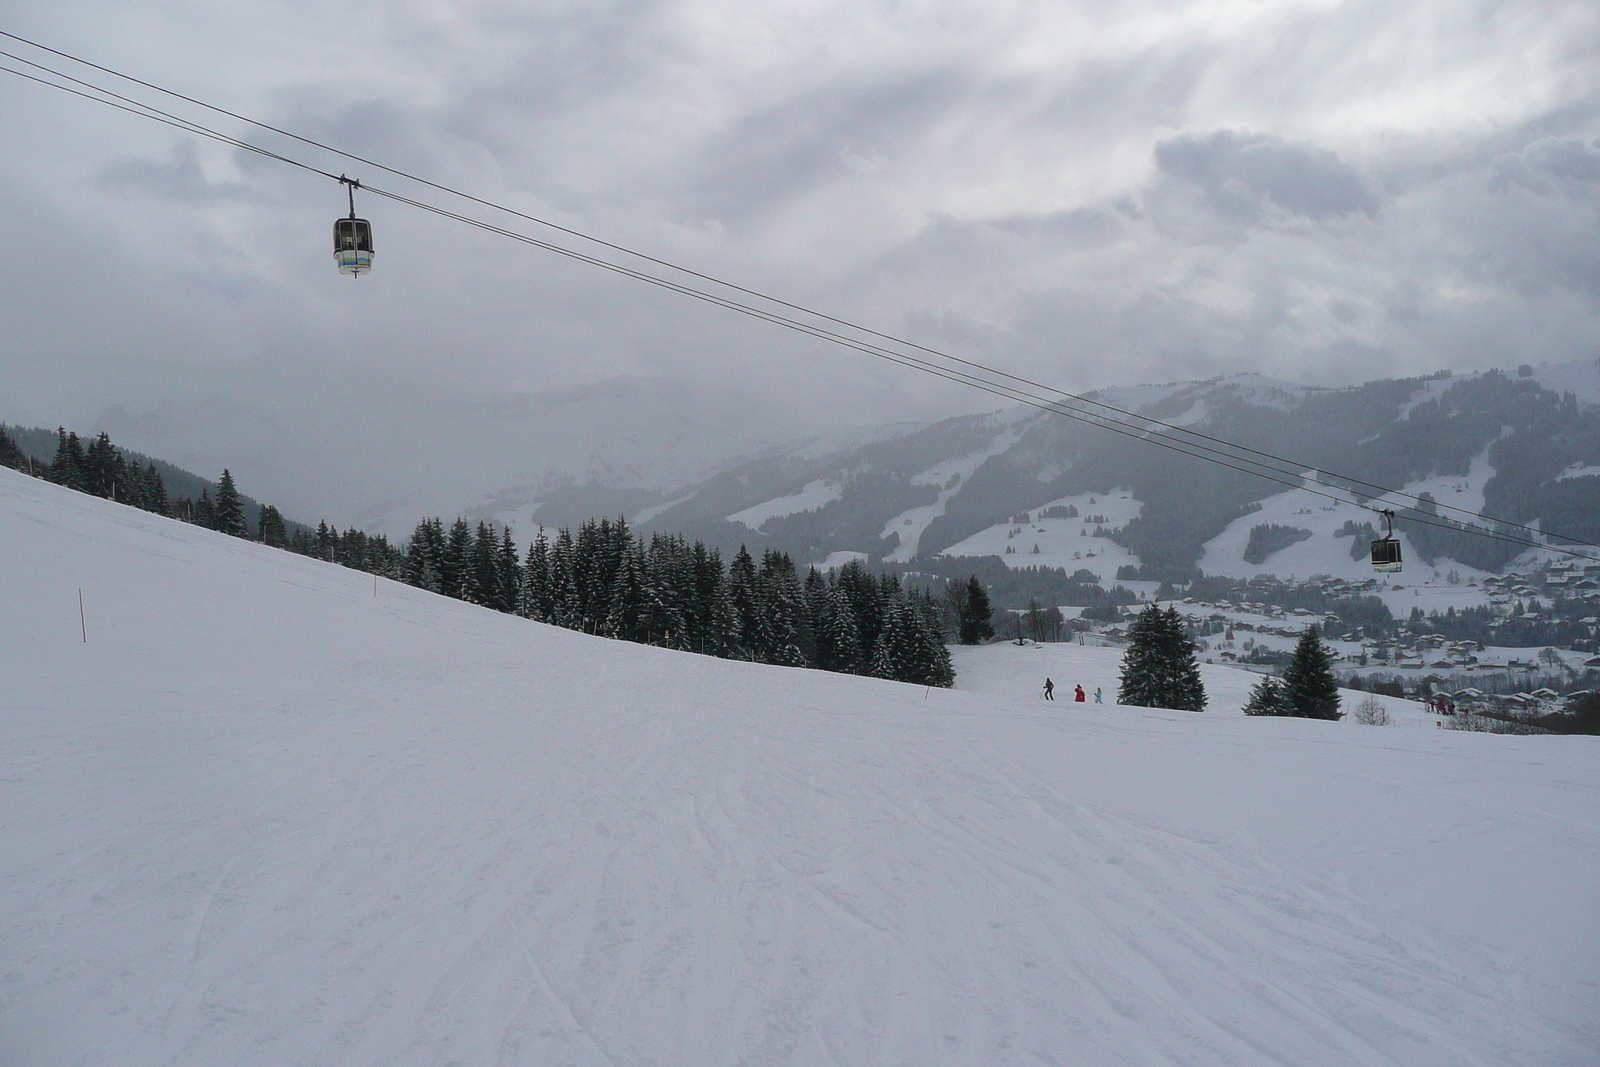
[515,361,1600,580]
[3,467,1598,1065]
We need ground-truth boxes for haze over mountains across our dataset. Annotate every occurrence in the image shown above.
[11,358,1598,587]
[479,359,1600,581]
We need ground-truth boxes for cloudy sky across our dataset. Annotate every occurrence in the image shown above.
[2,0,1598,522]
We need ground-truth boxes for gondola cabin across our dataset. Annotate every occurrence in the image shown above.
[334,216,374,276]
[1370,536,1403,574]
[1370,509,1402,573]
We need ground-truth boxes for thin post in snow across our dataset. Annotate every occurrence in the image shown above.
[78,589,87,643]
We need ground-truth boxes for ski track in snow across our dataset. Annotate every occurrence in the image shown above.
[1,468,1597,1066]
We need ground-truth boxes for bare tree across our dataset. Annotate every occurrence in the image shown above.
[943,579,969,639]
[1025,598,1046,643]
[1354,694,1392,726]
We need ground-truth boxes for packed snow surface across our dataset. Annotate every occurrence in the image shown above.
[2,468,1597,1066]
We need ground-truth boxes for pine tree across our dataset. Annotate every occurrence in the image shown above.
[50,428,86,490]
[638,540,688,646]
[405,518,445,590]
[959,575,995,644]
[1163,607,1207,712]
[521,528,552,620]
[911,589,956,687]
[214,469,249,537]
[82,432,124,499]
[467,522,497,606]
[727,546,764,660]
[868,599,913,682]
[544,528,573,629]
[603,546,648,641]
[803,568,831,662]
[1241,674,1289,716]
[759,550,808,667]
[194,490,217,529]
[820,584,863,673]
[257,504,288,547]
[0,424,23,470]
[1117,605,1206,711]
[1281,625,1342,719]
[494,525,521,613]
[138,463,169,514]
[442,519,472,599]
[834,560,882,661]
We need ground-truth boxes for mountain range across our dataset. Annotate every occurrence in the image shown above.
[481,360,1600,584]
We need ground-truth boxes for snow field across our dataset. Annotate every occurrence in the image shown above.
[939,490,1144,584]
[2,468,1597,1066]
[729,476,845,530]
[879,425,1026,564]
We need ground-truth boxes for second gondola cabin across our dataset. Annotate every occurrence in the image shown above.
[1371,536,1403,574]
[334,216,374,276]
[1370,509,1402,574]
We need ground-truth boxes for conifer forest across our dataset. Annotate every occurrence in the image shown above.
[3,424,957,688]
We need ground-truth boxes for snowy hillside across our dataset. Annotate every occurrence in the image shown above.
[940,489,1144,583]
[567,360,1600,585]
[2,468,1597,1066]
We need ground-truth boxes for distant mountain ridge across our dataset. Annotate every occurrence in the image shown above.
[490,361,1600,582]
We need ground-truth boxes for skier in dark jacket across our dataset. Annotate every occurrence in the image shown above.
[1043,678,1055,700]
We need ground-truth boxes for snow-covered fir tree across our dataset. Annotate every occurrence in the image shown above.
[1118,605,1206,711]
[1281,625,1342,719]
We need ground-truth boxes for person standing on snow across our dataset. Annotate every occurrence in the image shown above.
[1043,678,1055,700]
[1074,684,1086,702]
[1094,686,1103,704]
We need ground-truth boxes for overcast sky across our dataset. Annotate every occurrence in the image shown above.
[2,0,1598,521]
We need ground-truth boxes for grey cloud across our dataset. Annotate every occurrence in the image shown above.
[96,139,257,202]
[7,0,1600,526]
[1153,129,1378,221]
[1496,136,1600,193]
[682,67,977,224]
[991,206,1126,246]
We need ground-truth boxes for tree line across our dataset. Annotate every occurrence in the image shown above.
[1,425,966,687]
[398,515,957,686]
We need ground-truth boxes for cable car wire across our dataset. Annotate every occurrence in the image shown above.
[3,34,1598,567]
[0,29,1581,544]
[0,32,1582,541]
[337,180,1600,566]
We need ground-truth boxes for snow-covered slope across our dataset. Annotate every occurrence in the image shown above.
[592,360,1600,579]
[2,468,1597,1066]
[940,489,1144,582]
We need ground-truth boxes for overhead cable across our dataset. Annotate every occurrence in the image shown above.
[2,33,1596,567]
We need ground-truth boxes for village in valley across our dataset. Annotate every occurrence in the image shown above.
[1067,559,1600,721]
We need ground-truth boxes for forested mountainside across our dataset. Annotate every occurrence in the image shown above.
[519,362,1600,579]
